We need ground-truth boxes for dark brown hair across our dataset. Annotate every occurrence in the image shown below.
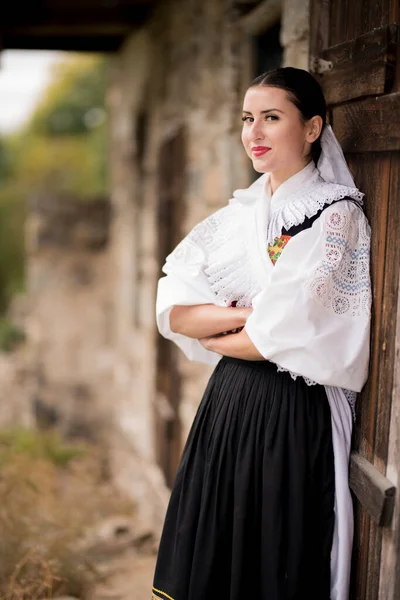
[250,67,327,164]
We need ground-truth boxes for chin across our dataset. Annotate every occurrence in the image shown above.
[251,156,273,174]
[252,162,269,174]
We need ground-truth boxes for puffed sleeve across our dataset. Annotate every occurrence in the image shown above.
[156,218,222,366]
[245,201,371,391]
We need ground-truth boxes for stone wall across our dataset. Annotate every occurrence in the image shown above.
[108,0,310,531]
[281,0,310,69]
[25,193,114,444]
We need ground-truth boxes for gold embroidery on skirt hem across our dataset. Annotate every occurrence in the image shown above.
[152,586,175,600]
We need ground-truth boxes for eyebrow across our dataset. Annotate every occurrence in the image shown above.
[242,109,284,114]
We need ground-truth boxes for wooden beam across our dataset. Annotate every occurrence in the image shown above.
[316,25,398,105]
[4,0,154,19]
[4,24,133,37]
[333,92,400,152]
[1,6,151,28]
[239,0,281,36]
[0,2,153,51]
[3,34,125,52]
[350,451,396,526]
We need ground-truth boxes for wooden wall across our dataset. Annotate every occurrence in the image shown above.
[310,1,400,598]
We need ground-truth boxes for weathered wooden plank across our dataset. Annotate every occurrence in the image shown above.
[348,151,391,600]
[374,153,400,472]
[316,25,397,105]
[357,151,396,596]
[348,153,390,458]
[350,452,396,526]
[309,0,330,58]
[378,258,400,598]
[378,271,400,598]
[346,128,393,597]
[239,0,281,36]
[330,0,392,46]
[351,504,371,599]
[333,93,400,152]
[367,519,383,600]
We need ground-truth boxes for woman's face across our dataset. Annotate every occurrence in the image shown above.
[241,85,314,175]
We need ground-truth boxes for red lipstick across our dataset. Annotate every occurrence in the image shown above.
[252,146,271,157]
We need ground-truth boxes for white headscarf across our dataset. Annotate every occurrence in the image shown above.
[317,124,356,187]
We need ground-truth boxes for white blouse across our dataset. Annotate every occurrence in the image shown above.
[156,160,371,600]
[157,161,370,393]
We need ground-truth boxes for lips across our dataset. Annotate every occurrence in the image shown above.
[251,146,271,157]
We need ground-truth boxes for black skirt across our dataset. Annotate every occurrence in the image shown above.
[152,357,335,600]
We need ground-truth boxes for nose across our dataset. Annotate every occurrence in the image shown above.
[250,121,265,142]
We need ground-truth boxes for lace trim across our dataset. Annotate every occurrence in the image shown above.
[308,205,371,318]
[165,209,223,275]
[204,206,261,307]
[343,388,357,421]
[276,364,358,421]
[267,182,364,244]
[167,206,261,308]
[276,364,317,386]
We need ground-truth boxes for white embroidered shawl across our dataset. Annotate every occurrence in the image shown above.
[156,161,371,394]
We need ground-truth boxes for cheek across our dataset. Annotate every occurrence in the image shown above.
[274,123,304,150]
[241,128,248,148]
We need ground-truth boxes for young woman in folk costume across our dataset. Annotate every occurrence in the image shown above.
[152,67,371,600]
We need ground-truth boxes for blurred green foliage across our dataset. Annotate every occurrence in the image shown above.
[0,427,83,468]
[0,317,25,352]
[0,54,109,315]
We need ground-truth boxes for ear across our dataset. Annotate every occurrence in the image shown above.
[306,116,323,143]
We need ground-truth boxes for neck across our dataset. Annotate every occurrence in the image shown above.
[269,159,312,195]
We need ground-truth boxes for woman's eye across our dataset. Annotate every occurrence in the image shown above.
[241,115,279,123]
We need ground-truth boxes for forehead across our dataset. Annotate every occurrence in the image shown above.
[242,86,294,112]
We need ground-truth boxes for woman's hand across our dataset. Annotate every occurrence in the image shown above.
[170,304,253,339]
[199,328,264,361]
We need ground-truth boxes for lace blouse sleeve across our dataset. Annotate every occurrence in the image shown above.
[308,203,370,318]
[245,201,371,391]
[156,217,223,366]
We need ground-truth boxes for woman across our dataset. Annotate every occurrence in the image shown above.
[152,67,371,600]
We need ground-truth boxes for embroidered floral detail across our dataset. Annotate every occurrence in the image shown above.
[267,182,364,244]
[268,235,291,265]
[309,204,371,317]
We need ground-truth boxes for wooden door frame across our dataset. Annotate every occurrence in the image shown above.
[379,267,400,599]
[154,127,186,488]
[309,1,399,597]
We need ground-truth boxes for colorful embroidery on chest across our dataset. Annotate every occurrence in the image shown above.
[268,235,292,265]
